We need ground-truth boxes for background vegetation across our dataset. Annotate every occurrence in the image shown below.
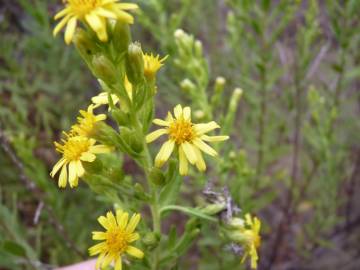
[0,0,359,269]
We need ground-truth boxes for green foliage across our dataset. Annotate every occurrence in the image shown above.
[1,0,359,269]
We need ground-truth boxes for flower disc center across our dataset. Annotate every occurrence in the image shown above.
[169,119,195,144]
[68,0,101,16]
[106,229,128,253]
[63,137,91,160]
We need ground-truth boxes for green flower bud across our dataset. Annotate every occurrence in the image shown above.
[130,132,143,153]
[201,202,227,215]
[194,40,203,57]
[211,76,226,108]
[225,229,252,245]
[142,232,160,250]
[194,110,205,120]
[73,29,98,62]
[112,21,131,54]
[126,42,144,85]
[119,128,143,153]
[134,183,150,201]
[226,217,245,230]
[112,108,130,127]
[180,79,196,92]
[149,167,166,186]
[215,77,226,93]
[92,122,118,147]
[82,158,103,175]
[92,55,117,84]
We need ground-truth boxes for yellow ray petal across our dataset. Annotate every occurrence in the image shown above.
[50,158,66,177]
[126,246,144,259]
[181,142,197,164]
[118,212,129,230]
[58,164,68,188]
[146,129,168,143]
[174,104,183,119]
[179,147,188,175]
[194,121,220,135]
[64,17,77,44]
[155,140,175,167]
[193,138,217,157]
[53,14,71,36]
[153,118,170,126]
[126,214,141,233]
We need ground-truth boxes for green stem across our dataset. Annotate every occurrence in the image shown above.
[131,110,161,270]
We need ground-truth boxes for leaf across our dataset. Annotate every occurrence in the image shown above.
[3,241,26,257]
[167,225,177,249]
[159,160,181,206]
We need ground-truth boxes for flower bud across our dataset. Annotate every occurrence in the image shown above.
[112,108,130,127]
[134,183,151,201]
[126,42,144,85]
[194,110,205,120]
[129,131,144,153]
[92,55,117,84]
[215,77,226,93]
[201,202,226,215]
[174,29,185,39]
[180,79,196,93]
[226,217,245,230]
[73,29,98,62]
[82,158,103,174]
[230,88,243,108]
[142,232,160,250]
[112,21,131,54]
[92,122,118,147]
[226,230,249,244]
[149,167,166,186]
[194,40,203,57]
[120,128,143,153]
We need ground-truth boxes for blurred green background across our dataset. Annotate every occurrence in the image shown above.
[0,0,359,269]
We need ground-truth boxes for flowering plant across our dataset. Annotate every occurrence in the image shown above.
[50,1,261,269]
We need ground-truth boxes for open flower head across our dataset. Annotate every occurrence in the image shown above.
[239,214,261,269]
[71,104,106,137]
[50,134,111,188]
[92,92,120,107]
[53,0,138,44]
[92,76,133,109]
[89,210,144,270]
[146,104,229,175]
[143,53,167,79]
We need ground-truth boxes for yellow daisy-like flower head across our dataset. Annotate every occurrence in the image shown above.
[92,92,120,107]
[53,0,138,44]
[146,104,229,175]
[89,210,144,270]
[143,53,167,79]
[71,104,106,137]
[239,214,261,269]
[92,76,133,108]
[50,134,111,188]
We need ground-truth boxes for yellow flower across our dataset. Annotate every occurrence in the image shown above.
[89,210,144,270]
[50,134,111,188]
[146,104,229,175]
[53,0,138,44]
[240,214,261,269]
[71,104,106,137]
[92,92,120,107]
[92,76,133,108]
[143,53,167,79]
